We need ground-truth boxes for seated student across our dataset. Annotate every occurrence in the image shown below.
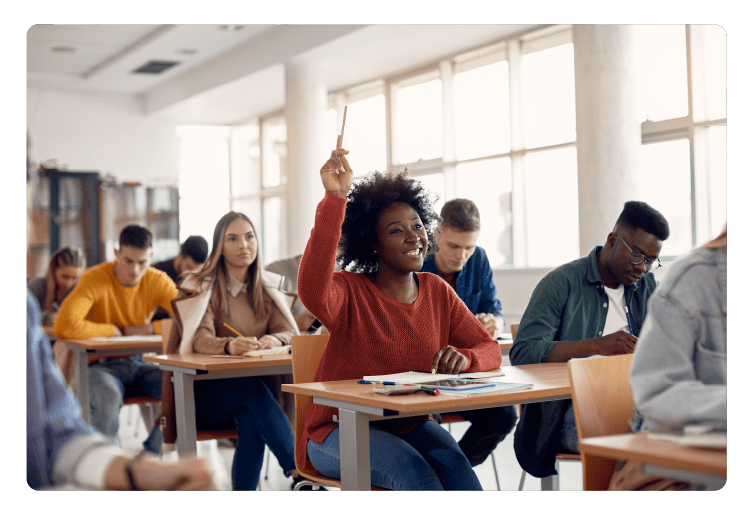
[27,245,86,344]
[609,227,727,490]
[161,211,301,491]
[297,145,502,490]
[54,225,178,451]
[509,201,670,479]
[152,235,209,320]
[266,254,320,333]
[420,198,517,467]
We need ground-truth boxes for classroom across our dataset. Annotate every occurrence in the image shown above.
[24,19,729,495]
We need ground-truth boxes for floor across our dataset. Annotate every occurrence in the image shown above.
[116,403,583,491]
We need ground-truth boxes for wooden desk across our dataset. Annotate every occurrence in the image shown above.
[60,336,163,423]
[282,363,570,490]
[579,433,726,490]
[143,353,292,456]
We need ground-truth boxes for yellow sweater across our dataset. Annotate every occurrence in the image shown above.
[54,260,177,339]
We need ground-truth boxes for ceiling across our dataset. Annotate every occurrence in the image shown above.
[27,24,543,125]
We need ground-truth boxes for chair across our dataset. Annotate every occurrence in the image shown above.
[512,323,580,491]
[290,334,387,491]
[568,354,634,490]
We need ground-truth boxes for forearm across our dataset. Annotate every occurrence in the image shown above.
[542,338,599,363]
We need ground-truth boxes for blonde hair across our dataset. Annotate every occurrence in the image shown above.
[43,245,86,311]
[190,211,267,317]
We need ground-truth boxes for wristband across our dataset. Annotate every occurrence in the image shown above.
[126,450,147,490]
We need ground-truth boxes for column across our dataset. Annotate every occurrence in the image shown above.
[285,59,328,256]
[573,25,640,255]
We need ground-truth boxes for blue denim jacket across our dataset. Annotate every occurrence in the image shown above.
[27,293,108,489]
[421,246,503,318]
[629,247,727,432]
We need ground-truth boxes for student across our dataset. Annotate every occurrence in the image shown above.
[509,201,670,479]
[27,245,86,343]
[161,211,300,491]
[609,227,726,490]
[265,254,319,333]
[420,198,517,467]
[152,235,209,321]
[297,147,502,490]
[53,225,177,450]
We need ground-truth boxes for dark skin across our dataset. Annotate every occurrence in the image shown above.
[320,147,468,374]
[542,226,663,363]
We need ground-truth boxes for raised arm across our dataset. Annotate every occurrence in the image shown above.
[297,148,354,330]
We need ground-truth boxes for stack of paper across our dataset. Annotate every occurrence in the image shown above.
[362,369,504,384]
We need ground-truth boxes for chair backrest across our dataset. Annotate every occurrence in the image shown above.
[568,354,634,491]
[510,323,519,341]
[160,318,173,353]
[568,354,634,440]
[290,335,330,467]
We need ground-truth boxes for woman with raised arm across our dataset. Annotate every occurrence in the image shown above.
[161,211,302,490]
[296,146,502,490]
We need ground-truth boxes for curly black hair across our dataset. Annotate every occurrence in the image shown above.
[338,168,440,273]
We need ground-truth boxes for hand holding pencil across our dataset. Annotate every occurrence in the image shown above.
[320,105,353,199]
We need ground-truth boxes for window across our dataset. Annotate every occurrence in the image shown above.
[394,78,443,164]
[343,94,387,176]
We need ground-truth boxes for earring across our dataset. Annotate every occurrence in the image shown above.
[372,249,378,255]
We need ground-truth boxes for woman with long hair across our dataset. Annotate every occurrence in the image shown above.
[296,145,502,490]
[161,211,300,490]
[28,245,86,336]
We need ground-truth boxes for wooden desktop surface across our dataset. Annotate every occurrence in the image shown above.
[62,336,163,351]
[282,362,570,416]
[579,432,726,478]
[143,352,292,371]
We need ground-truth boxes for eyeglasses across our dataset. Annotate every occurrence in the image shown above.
[615,232,662,272]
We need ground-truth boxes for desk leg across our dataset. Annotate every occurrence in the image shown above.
[72,348,90,424]
[173,373,198,457]
[338,408,371,491]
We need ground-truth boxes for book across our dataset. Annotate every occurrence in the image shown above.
[362,369,504,384]
[427,381,533,396]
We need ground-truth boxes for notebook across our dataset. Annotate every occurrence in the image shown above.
[242,345,292,356]
[362,369,504,384]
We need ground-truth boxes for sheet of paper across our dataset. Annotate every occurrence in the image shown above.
[87,335,162,342]
[647,432,727,449]
[362,369,504,383]
[242,345,292,356]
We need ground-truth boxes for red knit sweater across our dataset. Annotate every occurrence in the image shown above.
[297,192,502,470]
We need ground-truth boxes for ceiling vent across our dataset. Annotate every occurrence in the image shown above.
[132,60,181,74]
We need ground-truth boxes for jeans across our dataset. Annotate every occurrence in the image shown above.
[307,421,483,490]
[554,403,579,454]
[436,405,518,467]
[194,376,295,491]
[88,356,162,438]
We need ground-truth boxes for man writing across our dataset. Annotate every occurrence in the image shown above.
[421,198,517,467]
[54,225,178,450]
[510,201,670,478]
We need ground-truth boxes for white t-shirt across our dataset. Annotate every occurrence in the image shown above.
[602,284,630,336]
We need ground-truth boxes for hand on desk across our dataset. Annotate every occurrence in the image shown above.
[228,336,260,355]
[431,346,469,375]
[107,455,214,490]
[115,323,155,336]
[596,331,638,355]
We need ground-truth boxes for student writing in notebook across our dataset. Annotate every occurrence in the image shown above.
[297,145,502,490]
[161,211,301,490]
[53,224,177,453]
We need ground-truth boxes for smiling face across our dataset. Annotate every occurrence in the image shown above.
[434,227,479,274]
[373,202,428,274]
[54,264,84,294]
[601,227,663,288]
[221,217,258,271]
[114,246,152,288]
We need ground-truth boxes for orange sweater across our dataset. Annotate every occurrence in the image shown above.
[54,261,177,339]
[297,192,502,470]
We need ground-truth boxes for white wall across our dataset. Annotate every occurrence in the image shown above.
[27,87,179,185]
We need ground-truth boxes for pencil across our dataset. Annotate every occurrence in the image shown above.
[337,105,347,149]
[223,322,243,337]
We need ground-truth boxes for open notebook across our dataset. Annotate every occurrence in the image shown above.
[362,369,504,384]
[242,345,292,357]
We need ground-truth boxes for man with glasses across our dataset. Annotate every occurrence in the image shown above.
[509,201,669,480]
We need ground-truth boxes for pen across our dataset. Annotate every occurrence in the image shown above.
[358,380,398,385]
[211,355,244,359]
[624,306,634,335]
